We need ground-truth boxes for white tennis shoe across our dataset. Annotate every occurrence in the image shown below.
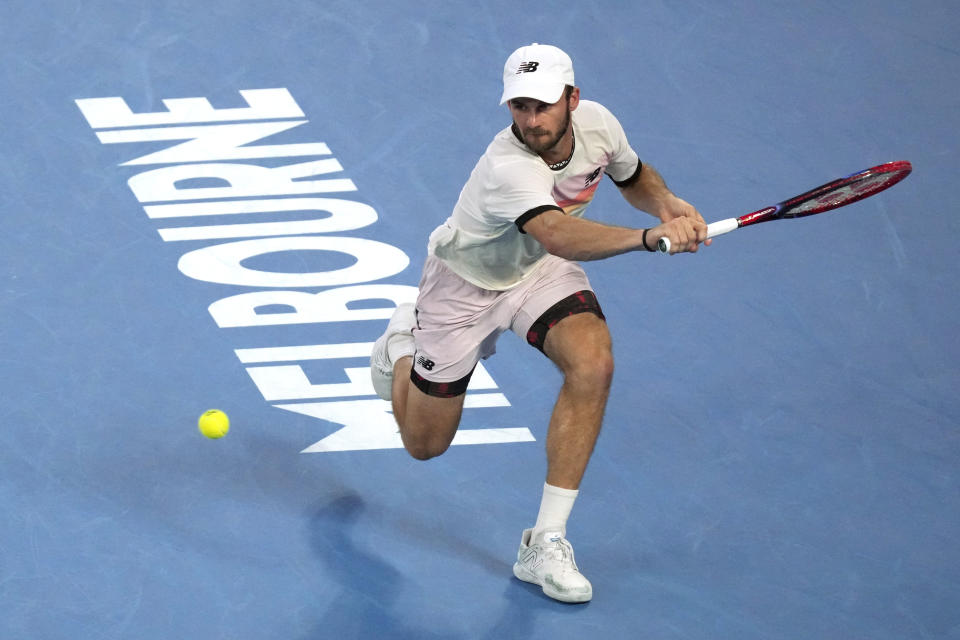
[513,528,593,603]
[370,303,416,401]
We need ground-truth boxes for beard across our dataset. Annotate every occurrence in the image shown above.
[520,109,571,155]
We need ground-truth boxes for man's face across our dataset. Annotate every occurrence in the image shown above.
[508,93,573,155]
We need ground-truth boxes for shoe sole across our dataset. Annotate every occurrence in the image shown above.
[512,562,592,603]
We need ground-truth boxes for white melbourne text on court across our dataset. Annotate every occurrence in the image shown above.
[75,88,534,453]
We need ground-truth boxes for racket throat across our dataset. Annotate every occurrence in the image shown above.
[737,206,779,227]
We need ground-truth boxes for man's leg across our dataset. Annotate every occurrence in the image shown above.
[370,302,469,461]
[512,309,612,604]
[528,309,612,538]
[541,311,614,489]
[390,355,465,460]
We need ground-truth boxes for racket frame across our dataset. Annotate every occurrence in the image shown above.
[657,160,912,252]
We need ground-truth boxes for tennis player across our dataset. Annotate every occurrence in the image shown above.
[371,43,708,603]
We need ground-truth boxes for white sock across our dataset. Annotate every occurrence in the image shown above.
[532,482,579,539]
[386,333,414,364]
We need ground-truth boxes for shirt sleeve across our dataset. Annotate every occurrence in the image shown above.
[597,104,641,184]
[484,156,559,227]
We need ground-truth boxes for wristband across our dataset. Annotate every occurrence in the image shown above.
[642,228,655,252]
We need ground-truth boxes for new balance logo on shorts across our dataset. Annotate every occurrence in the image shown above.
[517,61,539,74]
[416,355,435,371]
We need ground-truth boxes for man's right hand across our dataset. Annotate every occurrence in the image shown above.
[649,216,709,254]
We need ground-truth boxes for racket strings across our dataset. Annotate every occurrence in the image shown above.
[788,170,909,216]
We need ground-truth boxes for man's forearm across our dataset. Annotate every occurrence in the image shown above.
[524,211,649,261]
[619,163,676,219]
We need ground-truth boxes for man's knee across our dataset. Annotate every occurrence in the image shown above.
[397,388,465,461]
[567,346,614,391]
[400,419,459,460]
[402,433,453,461]
[593,348,615,386]
[544,312,614,388]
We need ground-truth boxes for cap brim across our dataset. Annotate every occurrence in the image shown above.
[499,79,566,105]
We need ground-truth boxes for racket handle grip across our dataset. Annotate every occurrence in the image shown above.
[657,218,739,253]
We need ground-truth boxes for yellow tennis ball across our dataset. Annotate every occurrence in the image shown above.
[198,409,230,439]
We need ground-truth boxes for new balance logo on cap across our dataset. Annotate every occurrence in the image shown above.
[500,43,575,105]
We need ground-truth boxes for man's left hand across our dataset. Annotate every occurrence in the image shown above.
[659,196,712,247]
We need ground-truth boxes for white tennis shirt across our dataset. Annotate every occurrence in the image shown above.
[428,100,641,290]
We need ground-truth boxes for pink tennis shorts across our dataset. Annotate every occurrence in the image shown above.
[410,253,604,397]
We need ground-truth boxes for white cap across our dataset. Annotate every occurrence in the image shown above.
[499,43,575,105]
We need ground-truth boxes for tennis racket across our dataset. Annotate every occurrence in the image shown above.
[657,161,913,253]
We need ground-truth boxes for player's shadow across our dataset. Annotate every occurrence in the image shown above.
[304,492,447,640]
[305,490,583,639]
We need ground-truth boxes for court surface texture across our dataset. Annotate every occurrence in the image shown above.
[2,1,958,638]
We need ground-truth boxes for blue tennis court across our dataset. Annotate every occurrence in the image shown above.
[2,1,958,638]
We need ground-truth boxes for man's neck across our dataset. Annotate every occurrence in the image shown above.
[540,127,575,170]
[509,121,576,169]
